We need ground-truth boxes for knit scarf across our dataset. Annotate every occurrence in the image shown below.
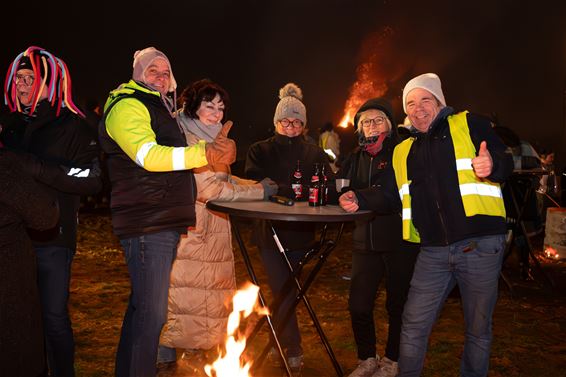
[177,111,222,142]
[361,133,387,157]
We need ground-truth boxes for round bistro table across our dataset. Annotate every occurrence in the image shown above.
[207,200,374,376]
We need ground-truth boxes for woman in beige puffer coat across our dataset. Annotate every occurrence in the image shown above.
[158,80,277,360]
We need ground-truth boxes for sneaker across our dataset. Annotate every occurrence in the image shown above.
[348,357,379,377]
[372,357,399,377]
[287,354,304,376]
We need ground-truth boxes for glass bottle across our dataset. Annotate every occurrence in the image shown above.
[308,163,321,207]
[291,160,303,200]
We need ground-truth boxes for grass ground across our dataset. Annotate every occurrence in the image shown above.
[71,212,566,376]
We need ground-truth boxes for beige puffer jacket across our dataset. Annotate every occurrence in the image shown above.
[160,161,264,350]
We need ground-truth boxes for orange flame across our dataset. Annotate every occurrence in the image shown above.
[205,282,268,377]
[339,27,397,129]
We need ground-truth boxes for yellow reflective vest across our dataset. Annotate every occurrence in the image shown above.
[392,111,506,243]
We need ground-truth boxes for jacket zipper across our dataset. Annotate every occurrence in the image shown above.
[424,130,449,245]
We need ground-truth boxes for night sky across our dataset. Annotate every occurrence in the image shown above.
[2,1,565,165]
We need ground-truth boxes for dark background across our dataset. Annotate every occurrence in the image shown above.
[2,0,565,165]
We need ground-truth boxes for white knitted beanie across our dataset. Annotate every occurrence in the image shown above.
[132,47,177,93]
[402,73,446,113]
[273,83,307,126]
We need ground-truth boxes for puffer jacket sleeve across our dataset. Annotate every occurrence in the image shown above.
[229,175,259,186]
[195,167,264,203]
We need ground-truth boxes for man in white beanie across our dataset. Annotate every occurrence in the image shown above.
[340,73,513,376]
[99,46,236,377]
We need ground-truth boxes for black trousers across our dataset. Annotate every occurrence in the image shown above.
[349,243,419,361]
[259,248,305,358]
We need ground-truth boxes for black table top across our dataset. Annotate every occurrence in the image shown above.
[206,200,375,222]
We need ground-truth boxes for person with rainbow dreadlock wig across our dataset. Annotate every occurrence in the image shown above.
[99,47,236,377]
[1,46,102,377]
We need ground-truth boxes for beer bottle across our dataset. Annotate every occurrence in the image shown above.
[319,164,328,206]
[291,160,304,200]
[309,163,321,207]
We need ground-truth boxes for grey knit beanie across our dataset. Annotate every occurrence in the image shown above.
[132,47,177,93]
[273,83,307,126]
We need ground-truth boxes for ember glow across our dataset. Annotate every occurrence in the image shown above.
[544,245,561,259]
[204,283,268,377]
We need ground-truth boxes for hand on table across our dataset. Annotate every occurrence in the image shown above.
[339,190,359,212]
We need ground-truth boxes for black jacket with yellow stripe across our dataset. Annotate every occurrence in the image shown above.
[357,108,514,247]
[99,82,202,239]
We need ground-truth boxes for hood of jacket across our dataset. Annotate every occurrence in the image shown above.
[104,80,162,111]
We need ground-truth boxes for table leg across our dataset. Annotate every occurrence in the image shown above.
[230,219,294,376]
[269,222,345,377]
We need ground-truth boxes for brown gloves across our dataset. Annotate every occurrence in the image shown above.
[205,121,237,166]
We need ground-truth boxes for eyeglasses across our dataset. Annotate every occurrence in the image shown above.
[279,119,303,128]
[15,74,35,86]
[361,116,387,128]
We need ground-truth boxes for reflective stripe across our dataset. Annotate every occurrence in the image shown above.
[402,208,412,220]
[172,147,186,171]
[459,183,503,198]
[399,183,410,200]
[456,158,473,171]
[67,168,90,177]
[324,148,336,160]
[136,142,156,167]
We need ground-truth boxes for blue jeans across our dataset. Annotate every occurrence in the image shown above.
[398,234,505,377]
[156,345,176,363]
[115,231,179,377]
[35,246,75,377]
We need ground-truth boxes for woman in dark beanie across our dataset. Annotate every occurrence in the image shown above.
[337,98,419,377]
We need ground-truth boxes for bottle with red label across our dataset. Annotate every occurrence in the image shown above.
[308,163,321,207]
[318,164,328,206]
[291,160,303,200]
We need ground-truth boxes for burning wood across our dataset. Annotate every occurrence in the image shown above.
[204,283,268,377]
[338,27,401,129]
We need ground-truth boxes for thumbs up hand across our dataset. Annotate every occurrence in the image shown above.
[471,141,493,178]
[217,120,233,138]
[339,190,359,212]
[205,120,237,166]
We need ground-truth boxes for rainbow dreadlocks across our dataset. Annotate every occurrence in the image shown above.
[3,46,84,117]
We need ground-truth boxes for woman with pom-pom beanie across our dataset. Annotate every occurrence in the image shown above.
[245,83,334,375]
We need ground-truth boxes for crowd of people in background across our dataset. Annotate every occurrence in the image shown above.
[0,45,562,377]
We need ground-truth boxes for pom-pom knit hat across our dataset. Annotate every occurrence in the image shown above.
[273,82,307,126]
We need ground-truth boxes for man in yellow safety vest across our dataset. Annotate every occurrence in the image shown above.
[339,73,513,377]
